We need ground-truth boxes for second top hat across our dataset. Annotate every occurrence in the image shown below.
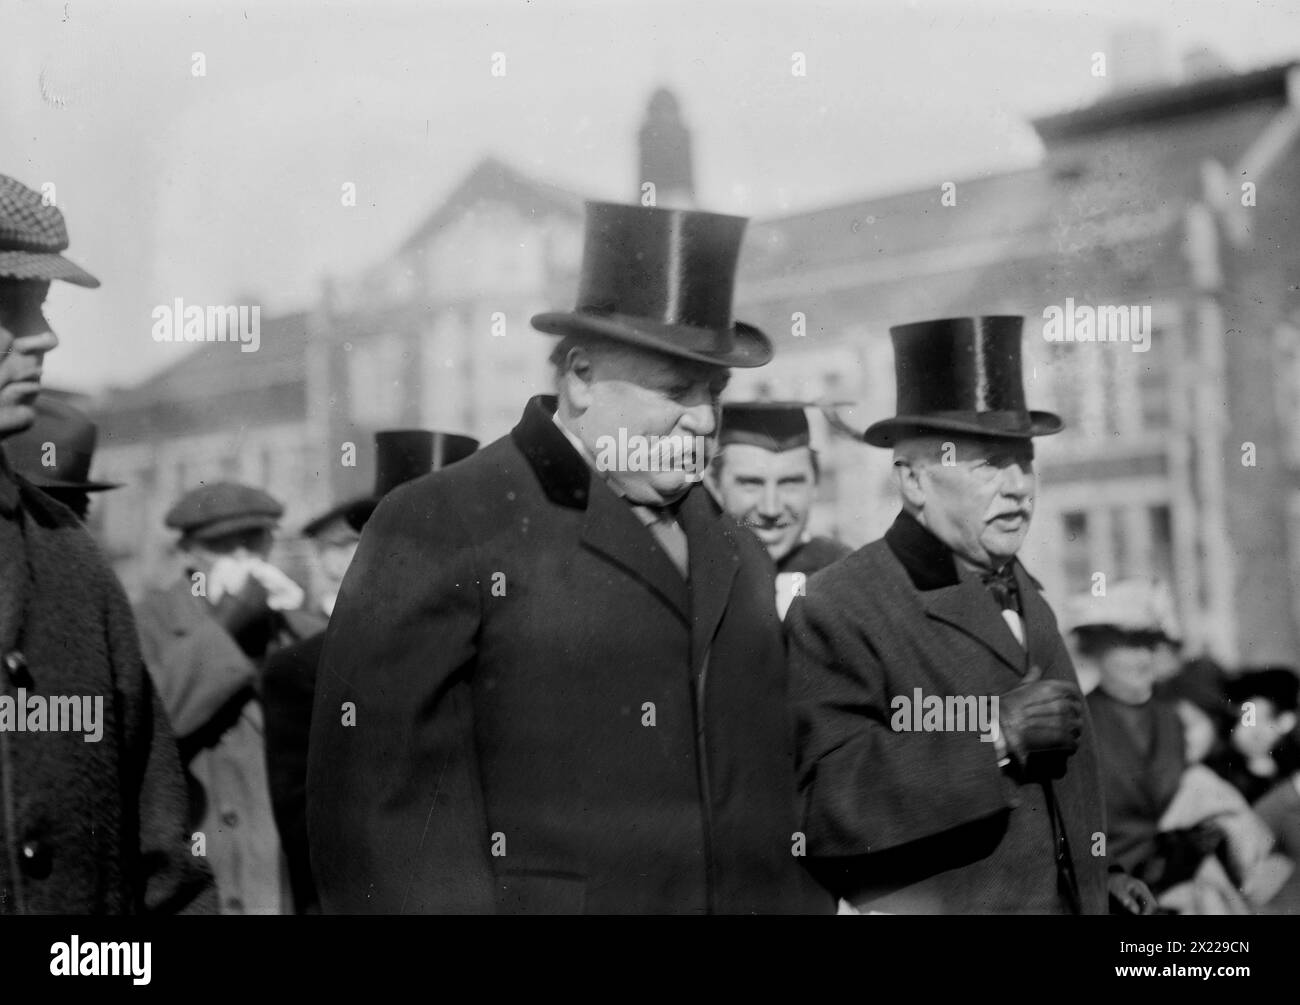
[863,316,1063,447]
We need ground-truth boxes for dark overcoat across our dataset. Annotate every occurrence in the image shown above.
[0,458,214,913]
[786,511,1108,914]
[307,395,830,914]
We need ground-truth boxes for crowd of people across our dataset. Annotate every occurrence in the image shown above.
[1,173,1297,914]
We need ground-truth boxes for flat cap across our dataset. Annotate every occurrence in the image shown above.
[0,175,99,288]
[165,481,283,541]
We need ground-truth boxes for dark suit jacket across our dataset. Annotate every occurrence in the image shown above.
[786,511,1108,914]
[263,631,324,913]
[307,395,829,914]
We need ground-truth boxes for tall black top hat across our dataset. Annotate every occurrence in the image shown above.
[531,201,772,368]
[302,429,479,536]
[863,316,1062,448]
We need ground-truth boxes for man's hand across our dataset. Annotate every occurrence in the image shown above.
[1108,872,1158,915]
[998,664,1084,765]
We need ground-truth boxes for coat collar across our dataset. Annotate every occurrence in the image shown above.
[510,395,593,510]
[884,510,1038,676]
[510,394,741,651]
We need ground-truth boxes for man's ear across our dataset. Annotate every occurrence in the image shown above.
[894,459,926,510]
[1278,711,1298,735]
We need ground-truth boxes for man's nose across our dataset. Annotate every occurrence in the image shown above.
[12,317,58,355]
[678,401,717,437]
[999,462,1034,498]
[758,483,781,518]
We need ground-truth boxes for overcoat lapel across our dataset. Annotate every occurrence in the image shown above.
[885,510,1030,678]
[0,460,33,658]
[581,477,689,624]
[511,394,691,625]
[921,582,1029,677]
[678,488,740,670]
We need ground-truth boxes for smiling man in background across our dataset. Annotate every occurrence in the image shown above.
[707,401,850,617]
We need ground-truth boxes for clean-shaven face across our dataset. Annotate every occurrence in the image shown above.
[564,344,730,505]
[896,434,1036,569]
[0,280,58,440]
[711,444,815,561]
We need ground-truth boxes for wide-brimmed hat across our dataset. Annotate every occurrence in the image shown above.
[5,395,120,491]
[863,316,1061,447]
[531,201,771,369]
[301,429,479,537]
[0,174,100,288]
[1065,578,1181,643]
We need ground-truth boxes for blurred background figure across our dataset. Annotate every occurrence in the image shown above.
[5,393,120,521]
[1207,667,1300,804]
[707,402,850,618]
[1074,584,1299,912]
[134,481,319,915]
[264,428,476,914]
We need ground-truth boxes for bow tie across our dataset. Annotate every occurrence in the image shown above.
[980,564,1021,614]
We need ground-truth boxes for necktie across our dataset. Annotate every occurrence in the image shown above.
[982,564,1025,646]
[630,503,689,579]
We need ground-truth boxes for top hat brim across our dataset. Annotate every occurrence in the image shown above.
[531,310,772,369]
[0,250,100,288]
[863,410,1063,448]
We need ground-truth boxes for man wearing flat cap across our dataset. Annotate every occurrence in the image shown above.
[264,428,476,913]
[0,173,213,912]
[707,401,850,617]
[787,315,1151,914]
[136,481,315,914]
[309,201,830,914]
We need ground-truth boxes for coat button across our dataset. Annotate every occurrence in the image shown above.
[19,840,52,879]
[3,651,30,685]
[220,810,239,827]
[225,897,245,913]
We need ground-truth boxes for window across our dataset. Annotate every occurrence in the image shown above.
[1062,510,1091,593]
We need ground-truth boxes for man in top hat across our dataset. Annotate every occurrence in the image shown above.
[787,315,1150,914]
[309,201,831,914]
[135,481,316,914]
[0,173,214,912]
[5,394,121,520]
[707,401,850,617]
[264,428,476,913]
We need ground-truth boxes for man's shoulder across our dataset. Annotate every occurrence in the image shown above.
[15,476,117,589]
[796,537,904,620]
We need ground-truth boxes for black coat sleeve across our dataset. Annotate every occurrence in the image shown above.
[306,480,496,913]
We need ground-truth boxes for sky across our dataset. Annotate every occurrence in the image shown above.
[3,0,1298,393]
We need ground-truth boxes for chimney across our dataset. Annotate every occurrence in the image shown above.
[637,88,695,208]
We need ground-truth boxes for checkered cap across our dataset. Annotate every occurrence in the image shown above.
[0,174,99,288]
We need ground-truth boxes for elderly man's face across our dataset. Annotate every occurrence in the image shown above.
[0,281,58,440]
[895,435,1036,569]
[562,343,729,505]
[710,444,816,562]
